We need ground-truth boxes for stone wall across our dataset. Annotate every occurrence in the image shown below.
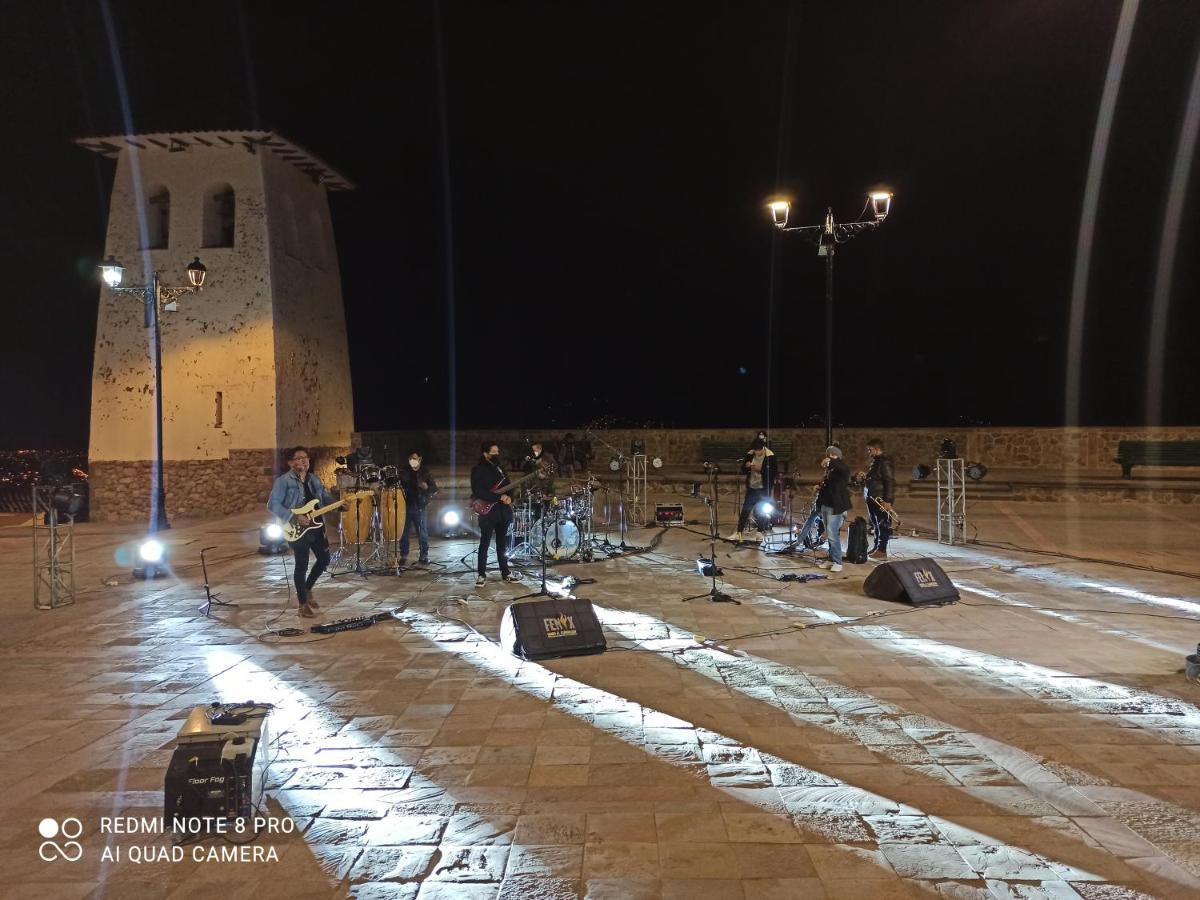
[357,426,1200,473]
[88,445,349,522]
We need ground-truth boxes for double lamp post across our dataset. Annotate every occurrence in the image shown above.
[767,191,893,447]
[98,256,208,534]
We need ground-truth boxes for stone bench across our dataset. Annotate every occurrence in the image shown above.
[1114,440,1200,478]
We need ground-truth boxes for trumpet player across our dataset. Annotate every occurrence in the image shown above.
[863,438,896,559]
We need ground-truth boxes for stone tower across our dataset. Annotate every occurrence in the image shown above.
[76,130,355,521]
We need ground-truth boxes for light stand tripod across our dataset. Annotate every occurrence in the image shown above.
[199,546,237,616]
[683,465,738,604]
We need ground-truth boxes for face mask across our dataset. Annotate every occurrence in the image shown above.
[488,453,499,462]
[409,459,420,470]
[752,439,765,450]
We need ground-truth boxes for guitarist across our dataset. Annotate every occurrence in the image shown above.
[471,441,522,587]
[267,446,334,618]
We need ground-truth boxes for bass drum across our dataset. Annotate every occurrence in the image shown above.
[341,490,376,544]
[529,516,580,560]
[379,488,408,542]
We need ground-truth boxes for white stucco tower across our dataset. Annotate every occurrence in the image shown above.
[77,130,355,520]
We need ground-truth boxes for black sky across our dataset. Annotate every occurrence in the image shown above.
[3,0,1198,449]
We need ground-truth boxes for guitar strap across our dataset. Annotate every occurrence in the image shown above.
[301,474,315,504]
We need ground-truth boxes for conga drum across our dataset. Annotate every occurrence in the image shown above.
[380,487,407,543]
[341,490,375,544]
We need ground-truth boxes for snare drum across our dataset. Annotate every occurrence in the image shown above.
[379,487,407,542]
[358,464,382,485]
[529,516,580,560]
[379,464,400,487]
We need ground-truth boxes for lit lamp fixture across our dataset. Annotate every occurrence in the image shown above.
[439,507,466,537]
[98,256,209,532]
[766,189,893,447]
[608,456,622,472]
[259,522,286,555]
[133,538,168,580]
[651,456,664,469]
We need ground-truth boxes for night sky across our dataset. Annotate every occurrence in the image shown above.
[4,1,1198,449]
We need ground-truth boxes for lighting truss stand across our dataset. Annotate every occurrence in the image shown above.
[624,453,648,528]
[199,546,237,616]
[33,486,75,610]
[683,467,738,604]
[937,457,967,545]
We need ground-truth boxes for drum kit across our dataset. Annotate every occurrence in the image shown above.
[332,462,409,572]
[510,476,604,563]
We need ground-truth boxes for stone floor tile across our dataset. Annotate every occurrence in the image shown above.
[505,843,584,878]
[586,812,657,844]
[582,878,661,900]
[583,841,660,878]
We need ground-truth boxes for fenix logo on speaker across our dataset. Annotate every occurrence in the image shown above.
[543,613,577,638]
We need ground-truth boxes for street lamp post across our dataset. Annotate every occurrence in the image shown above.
[98,256,207,532]
[768,192,893,447]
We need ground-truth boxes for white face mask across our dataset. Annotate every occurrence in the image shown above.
[408,459,420,470]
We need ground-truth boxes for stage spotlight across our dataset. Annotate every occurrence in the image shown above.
[259,522,286,555]
[133,538,167,580]
[912,464,931,481]
[939,438,958,459]
[439,506,466,537]
[651,456,663,469]
[630,439,646,456]
[608,456,621,471]
[758,501,776,517]
[966,462,989,481]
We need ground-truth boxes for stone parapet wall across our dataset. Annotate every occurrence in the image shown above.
[357,426,1200,473]
[88,445,349,522]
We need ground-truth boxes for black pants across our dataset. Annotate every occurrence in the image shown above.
[477,504,513,576]
[737,487,769,532]
[290,527,330,603]
[868,496,892,552]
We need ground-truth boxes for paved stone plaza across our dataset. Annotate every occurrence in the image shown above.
[2,495,1200,899]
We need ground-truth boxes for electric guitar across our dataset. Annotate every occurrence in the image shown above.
[282,491,372,542]
[471,464,555,516]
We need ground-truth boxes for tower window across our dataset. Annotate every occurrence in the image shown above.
[144,186,170,249]
[202,184,235,248]
[214,391,223,428]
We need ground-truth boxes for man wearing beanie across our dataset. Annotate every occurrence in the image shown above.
[815,444,851,572]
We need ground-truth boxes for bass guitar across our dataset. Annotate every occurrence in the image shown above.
[471,464,555,516]
[282,491,372,542]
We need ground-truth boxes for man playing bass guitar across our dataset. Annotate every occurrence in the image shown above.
[471,441,523,586]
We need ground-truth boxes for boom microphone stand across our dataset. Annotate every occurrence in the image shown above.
[683,465,738,603]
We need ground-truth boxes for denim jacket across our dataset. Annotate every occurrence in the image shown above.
[268,470,335,522]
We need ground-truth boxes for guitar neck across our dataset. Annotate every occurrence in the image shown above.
[306,499,345,518]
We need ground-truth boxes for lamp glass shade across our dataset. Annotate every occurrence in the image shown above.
[186,257,207,288]
[869,192,893,220]
[99,257,124,288]
[767,200,790,228]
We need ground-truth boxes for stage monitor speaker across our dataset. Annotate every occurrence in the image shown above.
[863,558,959,606]
[500,597,607,660]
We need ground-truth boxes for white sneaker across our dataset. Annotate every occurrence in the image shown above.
[726,531,743,542]
[830,563,843,573]
[475,575,486,586]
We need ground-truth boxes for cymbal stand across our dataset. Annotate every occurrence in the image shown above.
[199,546,237,615]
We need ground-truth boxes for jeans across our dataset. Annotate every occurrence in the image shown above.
[399,507,429,559]
[868,496,892,552]
[290,526,330,604]
[819,506,846,565]
[737,487,769,532]
[477,504,513,576]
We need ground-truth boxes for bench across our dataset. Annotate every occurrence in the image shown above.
[1114,440,1200,478]
[700,440,794,470]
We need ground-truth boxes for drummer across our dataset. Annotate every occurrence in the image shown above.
[398,450,439,566]
[522,442,556,518]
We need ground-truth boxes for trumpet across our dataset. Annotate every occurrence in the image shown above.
[869,494,901,527]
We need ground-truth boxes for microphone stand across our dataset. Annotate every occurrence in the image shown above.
[683,465,737,604]
[199,546,237,615]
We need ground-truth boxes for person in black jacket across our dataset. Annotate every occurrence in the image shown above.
[727,433,778,542]
[398,450,439,566]
[816,445,851,572]
[864,438,896,559]
[471,441,520,586]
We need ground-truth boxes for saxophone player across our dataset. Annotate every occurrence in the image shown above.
[862,438,896,559]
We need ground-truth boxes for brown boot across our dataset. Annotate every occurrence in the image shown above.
[306,596,321,611]
[868,550,888,560]
[298,602,316,618]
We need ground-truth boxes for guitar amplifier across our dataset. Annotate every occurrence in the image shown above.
[655,503,685,526]
[500,597,607,660]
